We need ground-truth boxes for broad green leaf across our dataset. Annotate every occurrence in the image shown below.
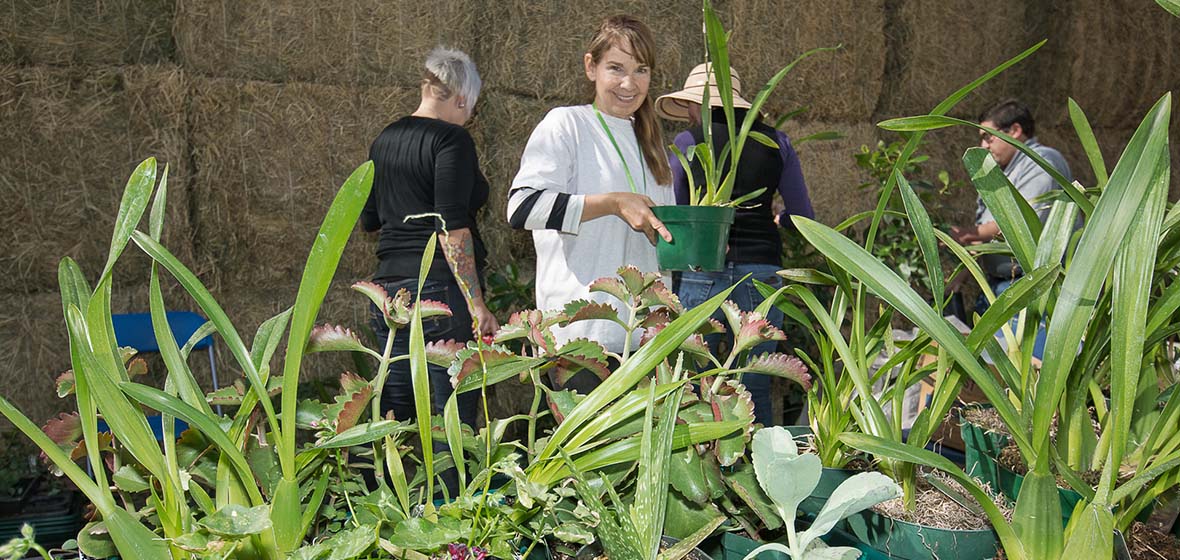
[896,172,944,309]
[314,419,414,448]
[798,471,901,547]
[281,161,376,479]
[443,395,466,495]
[150,271,213,415]
[1011,470,1063,559]
[325,525,376,560]
[103,158,156,278]
[962,148,1041,271]
[113,465,150,493]
[77,521,119,559]
[1068,99,1108,188]
[1061,503,1114,558]
[119,382,262,505]
[201,504,273,537]
[1031,94,1171,460]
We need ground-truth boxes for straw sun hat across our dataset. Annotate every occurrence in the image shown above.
[655,63,752,122]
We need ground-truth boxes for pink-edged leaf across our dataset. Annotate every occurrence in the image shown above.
[118,346,138,365]
[554,339,611,382]
[334,385,374,433]
[562,300,621,325]
[306,324,367,354]
[127,357,148,378]
[698,318,727,336]
[547,389,582,423]
[743,353,811,390]
[425,339,467,367]
[339,371,368,395]
[711,380,756,466]
[733,312,786,355]
[448,345,520,388]
[720,300,744,335]
[639,324,666,347]
[385,288,414,326]
[588,277,629,303]
[351,280,390,310]
[640,281,683,313]
[207,377,283,406]
[414,299,453,320]
[640,307,674,330]
[55,370,75,397]
[616,265,653,297]
[42,412,82,449]
[680,333,713,361]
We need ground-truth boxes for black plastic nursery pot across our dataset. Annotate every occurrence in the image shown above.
[0,489,82,551]
[651,206,735,272]
[842,508,1000,560]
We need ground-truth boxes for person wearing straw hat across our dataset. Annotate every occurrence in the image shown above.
[656,63,814,426]
[506,15,676,394]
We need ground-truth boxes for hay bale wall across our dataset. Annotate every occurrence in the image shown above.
[3,0,1180,425]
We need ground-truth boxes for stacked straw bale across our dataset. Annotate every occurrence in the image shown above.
[478,2,702,104]
[724,0,886,122]
[1052,0,1180,129]
[0,0,174,66]
[782,121,880,226]
[875,0,1050,121]
[186,76,416,291]
[0,292,73,427]
[175,0,478,87]
[0,64,191,295]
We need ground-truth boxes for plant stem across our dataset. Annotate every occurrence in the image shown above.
[527,368,543,461]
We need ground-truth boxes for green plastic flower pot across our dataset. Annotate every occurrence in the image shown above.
[651,206,735,272]
[958,408,1009,488]
[842,509,1000,560]
[705,529,889,560]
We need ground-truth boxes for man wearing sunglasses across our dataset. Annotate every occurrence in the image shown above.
[950,99,1071,315]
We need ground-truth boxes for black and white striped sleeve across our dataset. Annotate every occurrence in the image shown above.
[507,186,583,233]
[506,108,584,234]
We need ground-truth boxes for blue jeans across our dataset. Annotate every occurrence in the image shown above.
[369,277,478,429]
[677,262,785,426]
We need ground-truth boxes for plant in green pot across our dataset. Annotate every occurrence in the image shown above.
[651,0,834,272]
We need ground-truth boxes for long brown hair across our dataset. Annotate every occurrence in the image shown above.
[586,15,672,186]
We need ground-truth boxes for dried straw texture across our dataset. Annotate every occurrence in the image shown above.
[187,76,416,290]
[466,90,556,266]
[0,292,72,427]
[0,64,191,295]
[1054,0,1180,129]
[875,0,1047,121]
[783,121,881,226]
[724,0,886,122]
[478,2,702,104]
[0,0,175,66]
[174,0,478,87]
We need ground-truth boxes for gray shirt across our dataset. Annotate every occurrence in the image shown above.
[976,138,1072,279]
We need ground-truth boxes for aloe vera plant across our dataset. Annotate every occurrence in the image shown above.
[740,426,901,560]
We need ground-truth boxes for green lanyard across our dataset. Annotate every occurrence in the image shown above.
[593,104,646,195]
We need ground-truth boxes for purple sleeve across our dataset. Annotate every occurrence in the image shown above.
[670,130,696,205]
[776,131,814,227]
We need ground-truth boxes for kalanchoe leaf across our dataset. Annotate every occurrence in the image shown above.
[118,346,137,365]
[701,317,727,335]
[295,399,328,430]
[306,324,367,354]
[339,371,368,395]
[126,357,148,378]
[562,299,621,325]
[414,299,452,319]
[207,377,283,406]
[554,339,612,381]
[743,353,811,390]
[424,339,466,367]
[589,277,630,303]
[639,281,683,313]
[448,345,520,388]
[720,300,744,335]
[351,280,390,312]
[640,307,674,329]
[711,380,756,465]
[616,265,659,298]
[42,412,82,454]
[386,288,414,325]
[334,385,373,434]
[548,390,582,423]
[55,370,75,397]
[679,333,714,362]
[733,312,787,355]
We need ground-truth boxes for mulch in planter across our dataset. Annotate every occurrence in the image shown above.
[1128,521,1180,559]
[872,471,1012,531]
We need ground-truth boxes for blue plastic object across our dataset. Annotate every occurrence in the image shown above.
[111,311,212,352]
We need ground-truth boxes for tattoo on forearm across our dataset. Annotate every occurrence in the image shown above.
[440,229,483,307]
